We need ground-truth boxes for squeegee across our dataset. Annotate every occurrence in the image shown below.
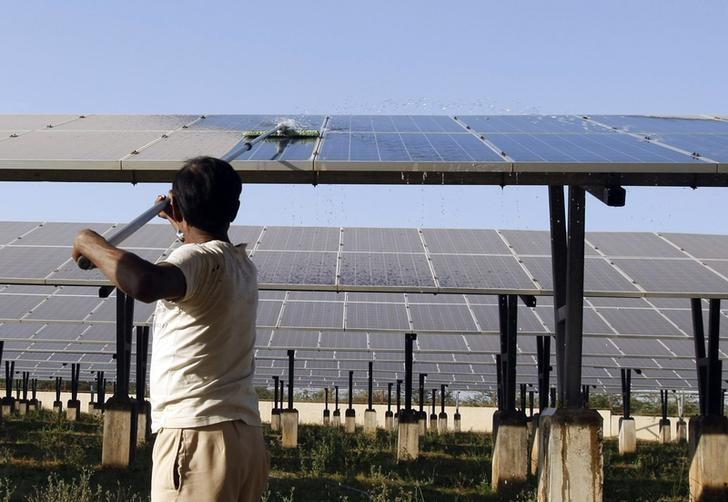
[75,120,319,270]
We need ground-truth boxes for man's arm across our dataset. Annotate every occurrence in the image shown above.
[72,229,186,303]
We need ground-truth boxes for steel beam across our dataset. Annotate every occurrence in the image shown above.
[564,186,586,408]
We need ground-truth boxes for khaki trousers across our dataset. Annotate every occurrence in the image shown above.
[152,420,270,502]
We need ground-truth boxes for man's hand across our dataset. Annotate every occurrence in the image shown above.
[71,228,105,265]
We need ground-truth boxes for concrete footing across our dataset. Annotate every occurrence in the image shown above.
[17,400,27,416]
[393,414,398,429]
[527,417,536,438]
[90,403,103,417]
[270,409,280,431]
[689,415,728,501]
[87,401,96,413]
[619,417,636,454]
[454,412,461,432]
[659,418,671,444]
[418,412,427,436]
[429,413,438,433]
[332,410,341,427]
[136,401,151,445]
[438,412,448,435]
[385,411,394,432]
[397,411,420,461]
[344,409,356,434]
[364,409,377,434]
[491,411,528,493]
[537,408,603,502]
[531,424,541,476]
[677,419,687,443]
[101,398,137,468]
[52,401,63,417]
[28,400,38,413]
[281,409,299,448]
[323,409,330,426]
[66,400,81,421]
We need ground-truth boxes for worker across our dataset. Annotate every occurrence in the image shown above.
[72,156,269,501]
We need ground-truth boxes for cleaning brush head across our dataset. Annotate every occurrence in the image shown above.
[242,128,320,138]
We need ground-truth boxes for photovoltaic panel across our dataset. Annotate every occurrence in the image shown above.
[0,115,80,131]
[270,330,319,348]
[339,253,434,288]
[258,290,286,300]
[0,246,71,279]
[520,256,639,294]
[347,292,405,302]
[368,333,402,350]
[459,115,606,134]
[661,233,728,260]
[407,293,466,304]
[0,222,41,245]
[128,130,243,163]
[228,226,264,247]
[279,302,343,329]
[0,295,44,318]
[318,132,504,162]
[483,132,702,163]
[431,254,537,290]
[583,338,620,356]
[110,223,176,249]
[535,306,614,335]
[612,259,728,295]
[255,330,273,348]
[48,248,166,283]
[499,229,599,256]
[91,298,155,323]
[54,115,197,131]
[254,301,282,327]
[319,331,367,350]
[589,115,728,135]
[417,334,467,351]
[586,232,686,258]
[595,308,685,337]
[422,228,510,254]
[342,228,423,252]
[25,296,102,321]
[287,291,343,301]
[190,115,324,132]
[258,227,340,252]
[612,338,673,358]
[345,302,409,330]
[465,295,500,305]
[586,297,650,308]
[0,323,40,339]
[252,251,337,285]
[232,139,315,162]
[409,304,477,332]
[647,135,728,162]
[463,335,501,352]
[328,115,465,133]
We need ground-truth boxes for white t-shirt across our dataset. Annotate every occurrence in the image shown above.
[150,240,261,432]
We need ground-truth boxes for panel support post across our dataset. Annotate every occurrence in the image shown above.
[332,385,341,427]
[418,373,428,436]
[385,382,394,431]
[92,371,105,416]
[134,326,151,445]
[66,363,81,421]
[659,390,671,444]
[281,350,299,448]
[689,298,728,500]
[364,361,377,434]
[345,370,356,434]
[2,360,15,415]
[323,387,330,426]
[394,378,402,429]
[619,369,636,454]
[492,294,528,493]
[102,291,138,468]
[539,186,603,502]
[17,371,29,416]
[438,384,448,435]
[397,333,419,461]
[429,388,438,433]
[271,376,280,431]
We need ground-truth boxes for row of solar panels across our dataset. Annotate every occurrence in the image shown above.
[3,222,728,297]
[0,115,726,171]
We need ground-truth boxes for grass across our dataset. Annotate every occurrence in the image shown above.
[0,410,690,501]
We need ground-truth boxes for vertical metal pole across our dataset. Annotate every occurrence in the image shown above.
[506,295,518,412]
[691,298,708,415]
[348,370,354,410]
[707,299,722,416]
[279,379,284,410]
[529,390,534,417]
[495,354,503,410]
[431,388,436,415]
[520,383,526,413]
[55,377,62,402]
[550,387,556,408]
[440,384,447,414]
[564,185,586,409]
[396,379,402,415]
[368,361,373,410]
[387,382,392,412]
[325,387,329,410]
[549,185,568,405]
[335,385,339,411]
[287,350,294,410]
[404,333,416,411]
[419,373,426,413]
[273,376,279,410]
[136,326,149,402]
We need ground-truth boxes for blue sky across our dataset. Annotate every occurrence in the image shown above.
[1,0,727,232]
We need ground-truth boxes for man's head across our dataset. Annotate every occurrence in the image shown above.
[171,156,242,234]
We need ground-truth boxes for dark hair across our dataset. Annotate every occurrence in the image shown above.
[173,156,242,233]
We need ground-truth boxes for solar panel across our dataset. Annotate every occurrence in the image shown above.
[252,251,337,285]
[595,308,685,337]
[0,295,44,318]
[589,115,728,135]
[520,256,639,294]
[345,302,409,331]
[255,300,283,327]
[432,254,537,290]
[586,232,686,258]
[612,259,728,295]
[339,253,434,288]
[258,227,340,252]
[270,330,319,349]
[279,302,343,330]
[26,296,101,321]
[661,233,728,260]
[422,228,510,254]
[347,292,405,302]
[409,304,477,332]
[342,228,422,253]
[417,334,467,351]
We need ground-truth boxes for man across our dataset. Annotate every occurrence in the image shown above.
[72,156,269,502]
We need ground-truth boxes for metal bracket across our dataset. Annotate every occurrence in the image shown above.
[583,185,626,207]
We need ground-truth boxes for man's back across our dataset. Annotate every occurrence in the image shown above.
[151,240,261,432]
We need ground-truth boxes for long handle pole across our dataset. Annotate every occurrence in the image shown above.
[77,198,171,270]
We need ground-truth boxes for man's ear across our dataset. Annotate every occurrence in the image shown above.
[168,194,184,223]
